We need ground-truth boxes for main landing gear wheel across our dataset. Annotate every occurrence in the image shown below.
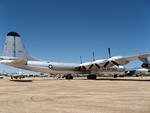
[64,74,74,80]
[87,74,97,80]
[113,74,118,78]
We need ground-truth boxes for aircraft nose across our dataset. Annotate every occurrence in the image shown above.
[7,32,20,37]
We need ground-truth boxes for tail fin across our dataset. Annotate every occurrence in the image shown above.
[3,32,34,60]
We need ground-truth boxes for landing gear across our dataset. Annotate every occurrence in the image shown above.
[11,76,20,79]
[63,74,74,80]
[87,74,97,80]
[113,74,118,78]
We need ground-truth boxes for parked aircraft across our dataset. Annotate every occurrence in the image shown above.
[125,67,150,77]
[10,72,25,79]
[0,32,150,79]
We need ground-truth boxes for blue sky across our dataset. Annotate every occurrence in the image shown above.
[0,0,150,73]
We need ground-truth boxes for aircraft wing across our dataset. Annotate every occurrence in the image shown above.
[110,53,150,65]
[77,53,150,71]
[78,59,108,70]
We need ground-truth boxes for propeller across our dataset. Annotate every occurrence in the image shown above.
[103,48,119,68]
[88,51,102,70]
[104,60,120,68]
[79,52,98,70]
[89,63,100,70]
[77,56,87,70]
[78,65,87,70]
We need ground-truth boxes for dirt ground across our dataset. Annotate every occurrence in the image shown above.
[0,77,150,113]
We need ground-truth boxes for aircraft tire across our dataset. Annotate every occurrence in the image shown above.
[114,74,118,78]
[65,74,73,80]
[87,74,97,80]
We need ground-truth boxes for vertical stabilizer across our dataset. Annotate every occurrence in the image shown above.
[3,32,33,60]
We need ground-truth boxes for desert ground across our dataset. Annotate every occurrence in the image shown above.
[0,77,150,113]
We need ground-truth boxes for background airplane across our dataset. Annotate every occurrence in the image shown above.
[125,67,150,77]
[0,32,150,79]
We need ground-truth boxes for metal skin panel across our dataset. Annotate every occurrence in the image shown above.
[0,32,150,75]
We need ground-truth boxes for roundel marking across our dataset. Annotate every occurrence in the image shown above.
[48,64,53,69]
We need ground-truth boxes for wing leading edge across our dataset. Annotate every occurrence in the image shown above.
[76,53,150,71]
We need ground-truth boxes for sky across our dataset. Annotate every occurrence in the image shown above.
[0,0,150,73]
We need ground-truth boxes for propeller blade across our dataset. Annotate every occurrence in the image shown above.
[95,63,100,69]
[82,66,86,70]
[108,48,111,58]
[104,61,109,68]
[89,64,94,70]
[111,60,119,66]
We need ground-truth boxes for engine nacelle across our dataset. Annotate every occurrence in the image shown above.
[141,63,150,69]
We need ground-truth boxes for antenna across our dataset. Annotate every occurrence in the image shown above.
[92,52,95,61]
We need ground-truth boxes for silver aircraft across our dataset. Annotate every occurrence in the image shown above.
[0,32,150,79]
